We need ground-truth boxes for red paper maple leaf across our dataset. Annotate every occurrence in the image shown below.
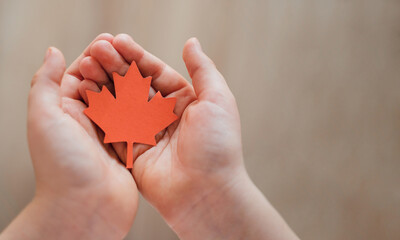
[84,62,177,168]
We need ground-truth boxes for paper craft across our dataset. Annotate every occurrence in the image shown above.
[84,62,177,168]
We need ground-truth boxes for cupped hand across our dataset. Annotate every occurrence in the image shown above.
[26,34,138,239]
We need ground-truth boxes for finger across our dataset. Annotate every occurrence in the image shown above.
[113,34,196,117]
[89,39,157,99]
[79,79,100,104]
[164,85,196,133]
[182,38,234,105]
[79,56,113,91]
[61,33,114,99]
[112,34,192,97]
[66,33,114,78]
[28,47,66,141]
[29,47,66,114]
[90,40,130,78]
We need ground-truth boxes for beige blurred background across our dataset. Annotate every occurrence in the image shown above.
[1,0,399,239]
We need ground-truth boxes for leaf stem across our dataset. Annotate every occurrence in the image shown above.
[126,142,133,169]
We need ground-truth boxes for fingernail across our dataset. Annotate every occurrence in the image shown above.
[44,47,52,61]
[192,38,202,51]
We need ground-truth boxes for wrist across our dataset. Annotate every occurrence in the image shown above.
[168,169,253,239]
[1,192,127,240]
[168,169,298,240]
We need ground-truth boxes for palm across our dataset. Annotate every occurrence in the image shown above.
[131,94,242,219]
[57,94,137,195]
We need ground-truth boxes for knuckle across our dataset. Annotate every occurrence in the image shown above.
[31,72,41,87]
[115,33,131,41]
[97,32,113,39]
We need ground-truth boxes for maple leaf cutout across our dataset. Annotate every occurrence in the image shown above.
[84,62,177,168]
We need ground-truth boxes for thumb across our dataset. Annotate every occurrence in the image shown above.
[31,47,66,88]
[182,38,233,103]
[29,47,66,110]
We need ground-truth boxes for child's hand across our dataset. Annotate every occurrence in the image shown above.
[78,34,298,239]
[1,34,138,240]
